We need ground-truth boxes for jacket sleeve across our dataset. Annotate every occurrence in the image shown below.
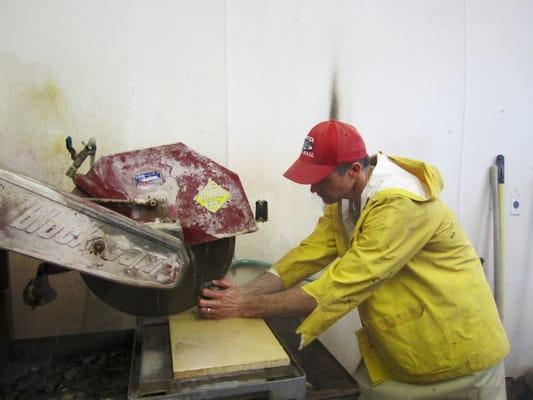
[272,204,339,288]
[296,195,437,346]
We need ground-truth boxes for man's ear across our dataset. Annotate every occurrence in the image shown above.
[348,162,361,178]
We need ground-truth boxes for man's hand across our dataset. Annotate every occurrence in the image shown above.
[198,278,246,319]
[197,275,317,320]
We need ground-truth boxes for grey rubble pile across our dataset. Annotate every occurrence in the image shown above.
[0,346,130,400]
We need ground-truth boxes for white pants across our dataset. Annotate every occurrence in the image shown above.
[355,361,507,400]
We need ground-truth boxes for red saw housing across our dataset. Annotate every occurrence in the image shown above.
[72,143,257,245]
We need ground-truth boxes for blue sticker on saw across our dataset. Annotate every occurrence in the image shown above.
[134,171,163,186]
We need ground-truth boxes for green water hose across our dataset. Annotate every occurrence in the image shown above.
[229,259,317,282]
[230,259,272,270]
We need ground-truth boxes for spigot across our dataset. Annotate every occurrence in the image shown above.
[65,136,97,178]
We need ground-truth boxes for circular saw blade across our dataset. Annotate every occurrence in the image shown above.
[82,237,235,317]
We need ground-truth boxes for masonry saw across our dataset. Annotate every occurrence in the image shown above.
[0,138,258,316]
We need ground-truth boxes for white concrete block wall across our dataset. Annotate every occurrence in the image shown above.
[0,0,531,378]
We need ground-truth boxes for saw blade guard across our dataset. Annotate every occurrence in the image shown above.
[71,142,257,246]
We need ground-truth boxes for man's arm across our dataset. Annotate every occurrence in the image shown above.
[240,271,285,295]
[197,276,317,319]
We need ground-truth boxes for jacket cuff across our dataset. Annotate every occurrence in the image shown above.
[294,284,328,347]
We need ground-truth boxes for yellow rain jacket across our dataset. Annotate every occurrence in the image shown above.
[272,155,509,384]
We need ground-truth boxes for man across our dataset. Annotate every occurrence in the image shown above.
[198,120,509,399]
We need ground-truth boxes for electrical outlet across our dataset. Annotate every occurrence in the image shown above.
[510,193,520,216]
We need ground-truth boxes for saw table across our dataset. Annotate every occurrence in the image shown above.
[129,314,306,400]
[128,314,358,400]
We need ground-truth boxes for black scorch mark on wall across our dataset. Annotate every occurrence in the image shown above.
[329,68,339,120]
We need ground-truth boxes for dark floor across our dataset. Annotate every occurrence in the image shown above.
[0,333,132,400]
[507,375,533,400]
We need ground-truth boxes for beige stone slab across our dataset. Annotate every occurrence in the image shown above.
[169,308,290,379]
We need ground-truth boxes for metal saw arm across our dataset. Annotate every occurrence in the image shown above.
[0,167,189,290]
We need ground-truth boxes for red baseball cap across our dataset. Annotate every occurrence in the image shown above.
[283,120,367,184]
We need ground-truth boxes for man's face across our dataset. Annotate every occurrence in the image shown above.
[310,169,356,204]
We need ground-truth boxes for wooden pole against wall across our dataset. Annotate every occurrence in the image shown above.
[490,155,505,321]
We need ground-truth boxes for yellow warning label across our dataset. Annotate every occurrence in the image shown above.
[194,179,231,213]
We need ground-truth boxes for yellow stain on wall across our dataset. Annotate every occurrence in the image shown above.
[24,80,68,128]
[31,81,64,115]
[51,133,67,155]
[7,80,69,141]
[3,80,74,187]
